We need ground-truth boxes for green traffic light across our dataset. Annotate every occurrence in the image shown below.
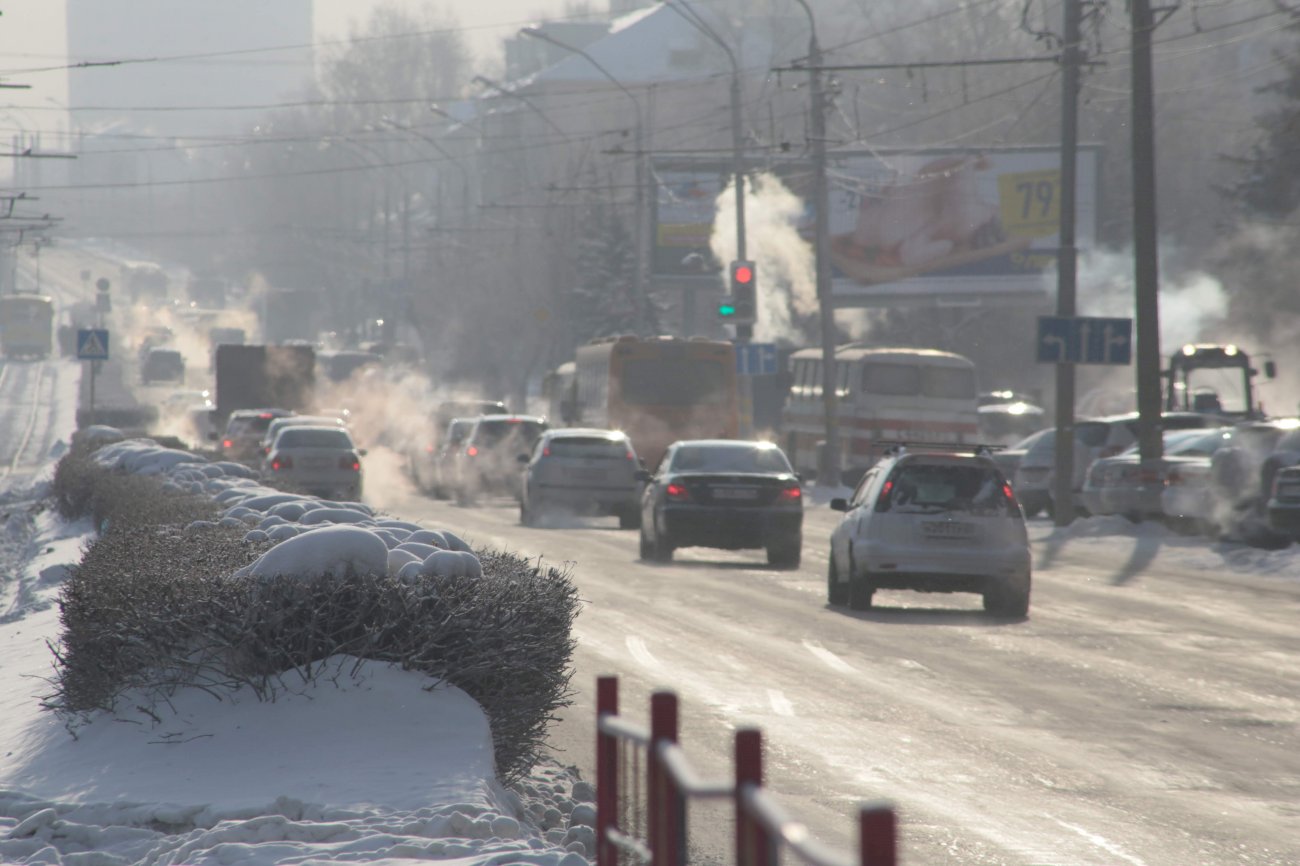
[718,303,737,317]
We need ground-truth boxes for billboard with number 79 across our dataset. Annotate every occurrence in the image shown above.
[782,145,1101,305]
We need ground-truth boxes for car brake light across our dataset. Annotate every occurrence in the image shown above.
[340,454,360,471]
[778,484,802,502]
[425,444,435,453]
[259,412,274,420]
[466,445,479,457]
[272,455,293,471]
[875,479,894,510]
[222,439,233,449]
[626,451,635,461]
[1002,481,1021,515]
[543,446,551,457]
[666,482,690,501]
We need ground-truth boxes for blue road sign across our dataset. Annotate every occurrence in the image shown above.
[735,342,778,376]
[76,328,110,361]
[1037,316,1132,365]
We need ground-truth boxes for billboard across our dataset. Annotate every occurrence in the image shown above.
[651,146,1101,304]
[651,162,732,276]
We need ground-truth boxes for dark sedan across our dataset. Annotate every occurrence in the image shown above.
[638,440,803,569]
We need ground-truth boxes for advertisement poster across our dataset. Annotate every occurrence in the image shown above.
[815,147,1100,303]
[650,147,1100,303]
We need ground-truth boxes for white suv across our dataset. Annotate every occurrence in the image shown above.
[828,448,1031,617]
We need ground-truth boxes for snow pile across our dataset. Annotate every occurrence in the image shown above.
[0,435,594,866]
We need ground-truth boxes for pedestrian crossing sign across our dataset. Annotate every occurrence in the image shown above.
[76,329,109,361]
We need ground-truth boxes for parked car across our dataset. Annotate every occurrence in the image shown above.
[977,400,1046,447]
[1014,412,1217,517]
[1163,419,1300,536]
[410,417,475,499]
[637,440,803,569]
[258,414,348,458]
[263,425,365,501]
[449,414,549,504]
[140,347,185,385]
[1080,427,1231,521]
[828,447,1030,617]
[519,428,642,529]
[218,408,296,463]
[992,428,1051,489]
[1266,464,1300,540]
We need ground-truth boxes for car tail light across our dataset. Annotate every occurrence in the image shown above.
[425,443,435,453]
[542,446,551,457]
[340,454,360,471]
[1002,481,1021,515]
[875,479,894,511]
[777,484,802,503]
[466,445,479,457]
[626,450,635,461]
[666,482,690,501]
[271,455,293,471]
[222,439,233,449]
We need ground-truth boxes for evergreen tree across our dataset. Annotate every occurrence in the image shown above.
[567,202,662,344]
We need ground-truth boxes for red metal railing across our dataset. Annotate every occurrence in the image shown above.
[595,675,898,866]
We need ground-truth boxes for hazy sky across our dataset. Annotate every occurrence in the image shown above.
[0,0,574,121]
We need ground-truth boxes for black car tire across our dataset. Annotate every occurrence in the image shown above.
[639,527,653,561]
[520,498,537,527]
[983,575,1031,618]
[646,517,674,563]
[827,551,848,606]
[848,569,875,611]
[766,537,801,570]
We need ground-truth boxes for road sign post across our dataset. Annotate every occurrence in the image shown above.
[77,329,109,427]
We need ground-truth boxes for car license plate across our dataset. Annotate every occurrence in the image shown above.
[713,488,758,500]
[303,457,330,469]
[922,520,976,538]
[572,469,605,483]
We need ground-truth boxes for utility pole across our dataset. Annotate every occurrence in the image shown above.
[784,1,838,482]
[1131,0,1164,464]
[808,19,839,485]
[1052,0,1084,526]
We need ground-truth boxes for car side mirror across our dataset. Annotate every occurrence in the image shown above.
[635,469,652,483]
[1265,360,1277,379]
[517,453,530,464]
[358,449,368,456]
[829,497,849,512]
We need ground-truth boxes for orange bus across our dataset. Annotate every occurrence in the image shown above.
[559,336,739,468]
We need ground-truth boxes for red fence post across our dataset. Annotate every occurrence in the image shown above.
[734,728,770,866]
[858,804,897,866]
[596,676,619,866]
[648,691,680,866]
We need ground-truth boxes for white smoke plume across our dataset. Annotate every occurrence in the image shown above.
[709,172,816,344]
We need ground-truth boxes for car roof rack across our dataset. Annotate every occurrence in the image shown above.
[878,441,1006,457]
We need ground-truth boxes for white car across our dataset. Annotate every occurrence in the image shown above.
[264,425,365,501]
[258,413,349,459]
[519,428,642,528]
[828,447,1031,617]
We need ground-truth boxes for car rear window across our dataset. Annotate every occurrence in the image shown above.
[621,360,728,405]
[880,462,1010,516]
[546,437,632,459]
[276,428,354,449]
[474,420,547,447]
[861,363,919,396]
[922,365,976,399]
[1075,422,1110,448]
[671,444,792,473]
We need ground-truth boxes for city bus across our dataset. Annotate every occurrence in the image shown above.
[559,336,739,469]
[0,294,55,359]
[781,345,980,483]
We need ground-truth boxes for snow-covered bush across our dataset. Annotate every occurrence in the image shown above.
[47,442,580,782]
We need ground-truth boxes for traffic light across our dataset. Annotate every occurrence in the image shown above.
[728,260,756,324]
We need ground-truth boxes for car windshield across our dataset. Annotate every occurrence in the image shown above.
[1009,428,1053,452]
[546,436,632,459]
[1118,428,1223,457]
[275,428,353,449]
[881,461,1008,516]
[670,444,791,473]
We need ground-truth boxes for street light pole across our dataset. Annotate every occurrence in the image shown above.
[790,0,838,485]
[520,26,647,325]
